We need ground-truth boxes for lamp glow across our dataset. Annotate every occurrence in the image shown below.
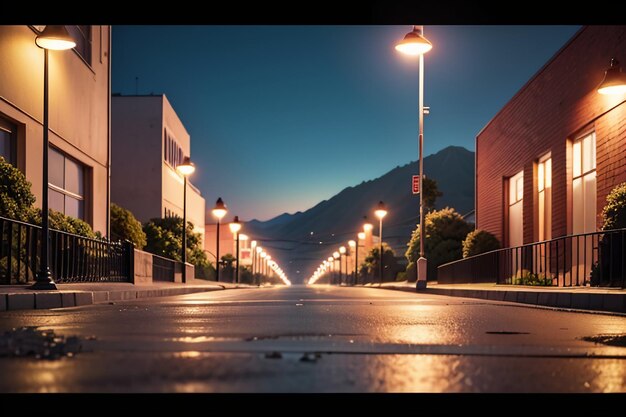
[395,26,432,56]
[229,216,241,234]
[375,201,388,219]
[212,198,227,220]
[598,58,626,95]
[348,240,356,248]
[339,246,346,254]
[35,26,76,50]
[176,156,196,176]
[357,232,366,240]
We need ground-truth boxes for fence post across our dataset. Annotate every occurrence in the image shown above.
[125,240,135,283]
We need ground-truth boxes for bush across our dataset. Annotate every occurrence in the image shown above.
[405,207,473,281]
[513,270,553,286]
[361,243,399,283]
[601,182,626,230]
[462,229,500,258]
[110,203,146,248]
[0,156,36,222]
[144,216,209,273]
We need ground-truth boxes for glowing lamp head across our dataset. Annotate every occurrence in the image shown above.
[212,197,227,220]
[256,246,262,254]
[333,251,340,259]
[239,233,249,241]
[327,257,333,262]
[598,58,626,95]
[375,201,388,220]
[261,251,267,258]
[339,246,346,254]
[176,156,196,176]
[357,232,366,240]
[395,26,432,56]
[251,240,257,249]
[229,216,242,234]
[348,240,356,248]
[35,25,76,50]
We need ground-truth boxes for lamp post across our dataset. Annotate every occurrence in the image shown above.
[229,216,241,283]
[251,240,257,284]
[261,251,267,278]
[395,25,433,290]
[256,246,263,283]
[176,157,195,283]
[333,251,340,285]
[356,232,365,285]
[30,26,76,290]
[339,246,346,285]
[327,256,334,284]
[374,201,388,286]
[348,240,356,285]
[211,198,227,282]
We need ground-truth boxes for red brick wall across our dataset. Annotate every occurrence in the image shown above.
[477,26,626,246]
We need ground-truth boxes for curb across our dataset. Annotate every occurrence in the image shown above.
[0,285,229,312]
[376,285,626,314]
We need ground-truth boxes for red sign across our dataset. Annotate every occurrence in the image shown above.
[412,175,420,194]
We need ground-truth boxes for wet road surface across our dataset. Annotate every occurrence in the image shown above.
[0,285,625,392]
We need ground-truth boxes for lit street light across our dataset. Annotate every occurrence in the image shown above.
[374,201,388,286]
[348,240,356,285]
[395,25,432,290]
[356,232,365,285]
[229,216,242,283]
[176,156,196,283]
[251,240,257,285]
[31,26,76,291]
[211,198,228,282]
[339,246,346,285]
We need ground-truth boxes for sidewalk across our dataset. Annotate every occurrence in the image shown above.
[0,280,258,312]
[364,281,626,314]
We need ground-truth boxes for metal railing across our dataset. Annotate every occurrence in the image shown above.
[437,228,626,288]
[152,254,176,282]
[0,216,132,285]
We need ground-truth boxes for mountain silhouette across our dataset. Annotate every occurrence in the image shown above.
[246,145,474,282]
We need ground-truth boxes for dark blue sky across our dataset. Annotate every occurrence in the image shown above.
[112,25,579,221]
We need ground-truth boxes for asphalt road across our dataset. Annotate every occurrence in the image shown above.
[0,285,625,393]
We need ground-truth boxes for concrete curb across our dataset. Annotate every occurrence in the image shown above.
[376,285,626,314]
[0,285,231,312]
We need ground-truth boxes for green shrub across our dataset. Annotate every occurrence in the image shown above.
[462,229,500,258]
[601,182,626,230]
[405,207,473,280]
[361,243,399,283]
[0,156,36,222]
[513,270,553,286]
[110,203,146,248]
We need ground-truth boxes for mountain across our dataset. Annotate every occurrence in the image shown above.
[246,146,475,283]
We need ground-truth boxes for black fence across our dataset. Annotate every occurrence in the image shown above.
[152,254,176,282]
[438,228,626,288]
[0,216,132,285]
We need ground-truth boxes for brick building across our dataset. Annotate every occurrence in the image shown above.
[476,26,626,248]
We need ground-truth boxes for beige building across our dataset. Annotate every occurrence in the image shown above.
[0,25,111,234]
[111,94,205,239]
[204,223,252,267]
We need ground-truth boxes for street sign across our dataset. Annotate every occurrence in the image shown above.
[412,175,420,194]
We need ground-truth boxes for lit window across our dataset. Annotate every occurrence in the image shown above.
[0,116,16,166]
[48,147,86,220]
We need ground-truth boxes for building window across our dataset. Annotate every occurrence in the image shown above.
[49,147,85,220]
[537,155,552,241]
[572,132,596,235]
[66,25,92,65]
[0,116,16,166]
[163,129,184,170]
[508,170,524,247]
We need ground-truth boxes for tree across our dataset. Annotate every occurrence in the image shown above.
[110,203,146,248]
[143,216,209,273]
[422,176,443,213]
[600,182,626,230]
[462,229,500,258]
[220,253,236,283]
[361,243,399,283]
[405,207,473,281]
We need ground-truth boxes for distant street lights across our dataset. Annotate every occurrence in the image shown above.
[176,157,196,283]
[339,246,346,285]
[395,25,433,290]
[348,240,356,285]
[31,26,76,291]
[374,201,388,286]
[229,216,242,283]
[211,198,227,282]
[333,251,340,285]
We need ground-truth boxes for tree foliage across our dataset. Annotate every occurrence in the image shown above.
[405,207,473,280]
[360,243,399,282]
[601,182,626,230]
[462,229,500,258]
[143,216,208,271]
[422,176,443,213]
[110,203,146,248]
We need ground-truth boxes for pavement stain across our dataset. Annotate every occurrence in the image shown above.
[0,327,85,360]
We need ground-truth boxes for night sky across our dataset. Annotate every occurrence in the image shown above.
[112,25,580,222]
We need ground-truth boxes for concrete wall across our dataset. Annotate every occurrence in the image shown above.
[476,26,626,245]
[111,96,163,222]
[0,25,111,234]
[132,248,195,284]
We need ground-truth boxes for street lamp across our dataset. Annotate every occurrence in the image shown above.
[374,201,388,286]
[261,251,267,278]
[333,251,340,285]
[327,256,335,284]
[356,232,365,285]
[339,246,346,285]
[251,240,257,284]
[211,197,227,282]
[598,58,626,95]
[31,26,76,291]
[348,240,356,285]
[176,156,195,283]
[395,25,433,290]
[229,216,242,284]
